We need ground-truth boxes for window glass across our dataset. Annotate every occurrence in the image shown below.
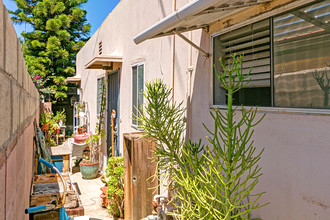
[97,77,104,114]
[132,66,138,125]
[274,1,330,108]
[132,64,144,126]
[138,65,144,115]
[213,19,271,106]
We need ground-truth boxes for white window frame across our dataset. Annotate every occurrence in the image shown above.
[131,62,145,127]
[210,0,330,115]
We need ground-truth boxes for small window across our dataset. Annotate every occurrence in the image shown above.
[132,63,144,126]
[213,19,272,106]
[97,77,105,114]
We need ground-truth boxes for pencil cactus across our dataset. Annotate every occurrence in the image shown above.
[171,54,267,219]
[136,54,267,219]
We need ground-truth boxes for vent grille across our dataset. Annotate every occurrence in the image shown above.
[99,41,102,55]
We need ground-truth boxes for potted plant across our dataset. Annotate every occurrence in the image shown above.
[75,102,86,114]
[77,125,84,134]
[80,131,102,179]
[40,112,52,131]
[53,109,66,126]
[106,156,124,219]
[80,80,106,179]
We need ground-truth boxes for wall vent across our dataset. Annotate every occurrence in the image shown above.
[98,41,102,55]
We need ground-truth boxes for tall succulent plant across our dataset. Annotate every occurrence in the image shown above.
[171,54,267,219]
[136,54,267,219]
[134,79,186,188]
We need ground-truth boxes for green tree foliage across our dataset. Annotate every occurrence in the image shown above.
[136,55,267,219]
[9,0,91,100]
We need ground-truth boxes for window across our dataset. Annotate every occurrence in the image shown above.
[273,1,330,108]
[213,19,271,106]
[97,77,105,114]
[132,63,144,126]
[213,0,330,109]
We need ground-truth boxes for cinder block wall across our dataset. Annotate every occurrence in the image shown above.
[0,1,40,219]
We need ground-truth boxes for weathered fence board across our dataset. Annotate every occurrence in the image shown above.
[124,133,158,220]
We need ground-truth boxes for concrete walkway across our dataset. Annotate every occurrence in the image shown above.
[71,169,113,220]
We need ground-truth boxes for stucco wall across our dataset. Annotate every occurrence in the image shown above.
[0,1,40,219]
[76,0,330,219]
[77,0,190,169]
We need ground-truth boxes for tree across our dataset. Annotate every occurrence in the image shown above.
[9,0,91,101]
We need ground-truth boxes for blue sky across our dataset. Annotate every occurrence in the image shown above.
[3,0,121,37]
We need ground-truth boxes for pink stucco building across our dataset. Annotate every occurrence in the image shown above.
[76,0,330,219]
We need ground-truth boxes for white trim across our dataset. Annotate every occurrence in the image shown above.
[211,105,330,116]
[96,72,106,79]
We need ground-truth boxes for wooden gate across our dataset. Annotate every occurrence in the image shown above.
[123,133,158,220]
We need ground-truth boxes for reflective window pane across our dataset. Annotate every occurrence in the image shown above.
[274,1,330,108]
[132,66,138,125]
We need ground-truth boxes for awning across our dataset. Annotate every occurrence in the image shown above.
[134,0,271,44]
[85,52,122,70]
[65,74,81,83]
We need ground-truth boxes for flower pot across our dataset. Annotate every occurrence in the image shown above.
[41,123,49,131]
[74,133,90,144]
[77,126,86,134]
[100,185,109,208]
[80,160,99,179]
[78,127,83,134]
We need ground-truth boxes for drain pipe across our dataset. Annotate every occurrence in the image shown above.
[185,0,194,141]
[171,0,176,104]
[186,29,193,140]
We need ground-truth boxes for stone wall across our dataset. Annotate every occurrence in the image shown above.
[0,1,40,219]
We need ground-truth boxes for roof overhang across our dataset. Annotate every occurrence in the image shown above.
[134,0,271,44]
[85,54,122,70]
[65,74,81,84]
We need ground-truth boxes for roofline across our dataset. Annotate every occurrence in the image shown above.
[133,0,221,44]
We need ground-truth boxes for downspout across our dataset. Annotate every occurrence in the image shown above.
[168,0,176,202]
[185,0,194,141]
[171,0,176,104]
[186,30,193,140]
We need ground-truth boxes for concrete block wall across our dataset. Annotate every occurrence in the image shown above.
[0,1,40,219]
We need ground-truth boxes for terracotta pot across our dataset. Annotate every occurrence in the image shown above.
[100,185,109,208]
[78,127,83,134]
[41,123,49,131]
[74,133,89,144]
[79,160,99,179]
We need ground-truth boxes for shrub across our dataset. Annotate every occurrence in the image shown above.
[106,156,124,218]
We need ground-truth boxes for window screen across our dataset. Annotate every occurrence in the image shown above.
[213,19,272,106]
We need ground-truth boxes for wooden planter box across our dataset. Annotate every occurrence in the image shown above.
[123,133,158,220]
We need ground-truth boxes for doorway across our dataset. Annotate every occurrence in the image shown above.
[107,69,120,157]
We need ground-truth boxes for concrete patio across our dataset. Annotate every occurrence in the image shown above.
[71,169,113,220]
